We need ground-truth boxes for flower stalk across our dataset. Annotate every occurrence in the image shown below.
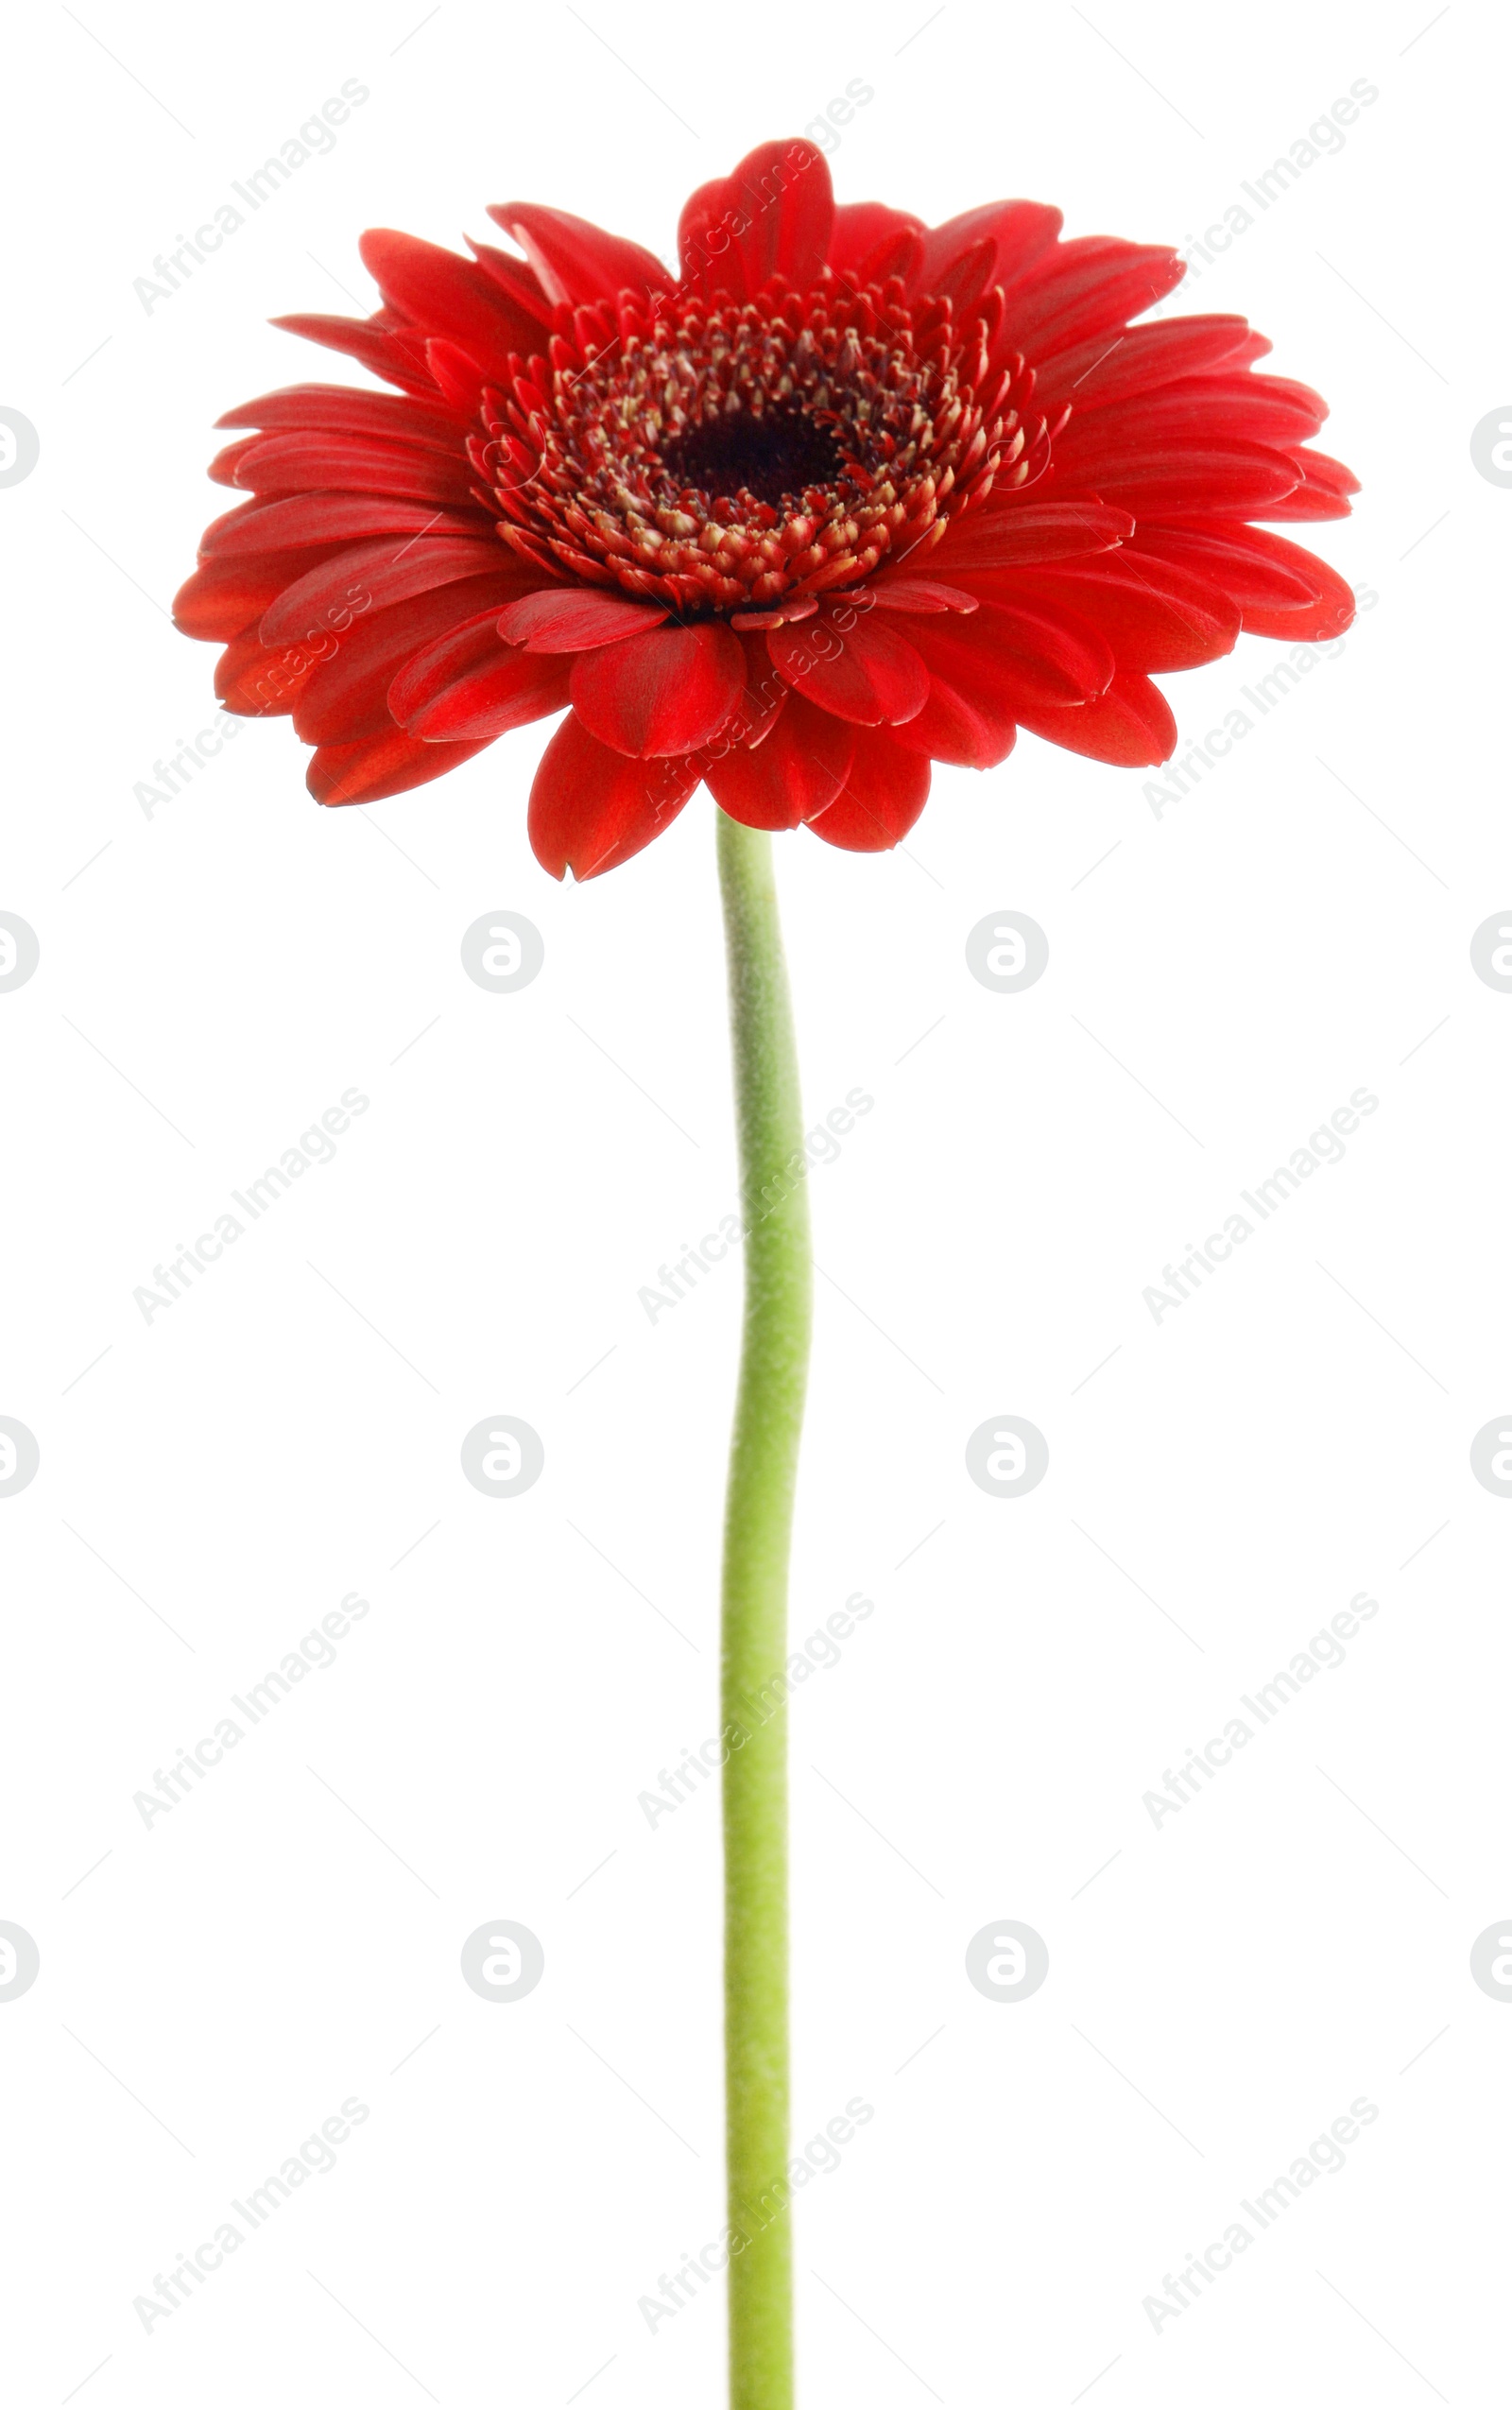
[716,808,812,2410]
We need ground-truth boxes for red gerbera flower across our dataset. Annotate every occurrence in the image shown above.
[174,136,1358,880]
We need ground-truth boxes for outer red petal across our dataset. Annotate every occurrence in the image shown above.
[269,311,438,397]
[998,238,1186,361]
[1032,316,1256,411]
[679,139,833,300]
[766,611,929,726]
[407,646,573,741]
[1016,674,1177,767]
[357,229,539,372]
[980,556,1241,673]
[294,575,523,742]
[1049,439,1300,521]
[215,625,317,717]
[174,544,347,640]
[1258,447,1359,521]
[217,430,479,508]
[1128,525,1354,637]
[497,588,669,651]
[260,537,524,646]
[488,202,669,308]
[200,495,482,556]
[569,623,747,757]
[826,200,924,276]
[309,729,490,806]
[703,695,853,829]
[930,498,1135,573]
[215,383,469,451]
[911,199,1062,297]
[529,714,699,879]
[806,730,931,852]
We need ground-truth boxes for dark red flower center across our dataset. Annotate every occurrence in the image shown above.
[472,275,1046,627]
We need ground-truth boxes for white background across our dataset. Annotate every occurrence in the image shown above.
[2,2,1507,2403]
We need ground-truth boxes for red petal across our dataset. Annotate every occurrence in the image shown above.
[293,576,521,743]
[259,537,525,646]
[807,729,931,851]
[826,200,924,276]
[931,499,1134,572]
[679,140,833,300]
[901,601,1114,723]
[766,609,929,726]
[1128,524,1352,639]
[862,577,980,614]
[497,588,669,651]
[215,625,318,717]
[407,645,572,741]
[270,312,438,397]
[1259,447,1359,521]
[215,383,468,451]
[529,714,699,878]
[1053,383,1324,478]
[357,229,540,374]
[889,688,1017,772]
[220,430,478,508]
[387,604,562,731]
[992,555,1241,672]
[309,728,489,806]
[887,617,1020,769]
[569,623,746,757]
[912,200,1062,297]
[1051,439,1300,520]
[1126,522,1324,608]
[489,202,668,307]
[465,239,557,330]
[999,239,1186,361]
[174,543,347,640]
[201,494,483,555]
[1032,315,1255,410]
[704,694,852,829]
[1016,673,1177,766]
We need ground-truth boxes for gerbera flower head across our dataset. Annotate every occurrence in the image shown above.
[175,137,1358,878]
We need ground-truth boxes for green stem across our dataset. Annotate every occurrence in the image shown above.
[716,808,812,2410]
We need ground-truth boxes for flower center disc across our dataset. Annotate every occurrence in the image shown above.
[658,405,847,512]
[475,276,1041,625]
